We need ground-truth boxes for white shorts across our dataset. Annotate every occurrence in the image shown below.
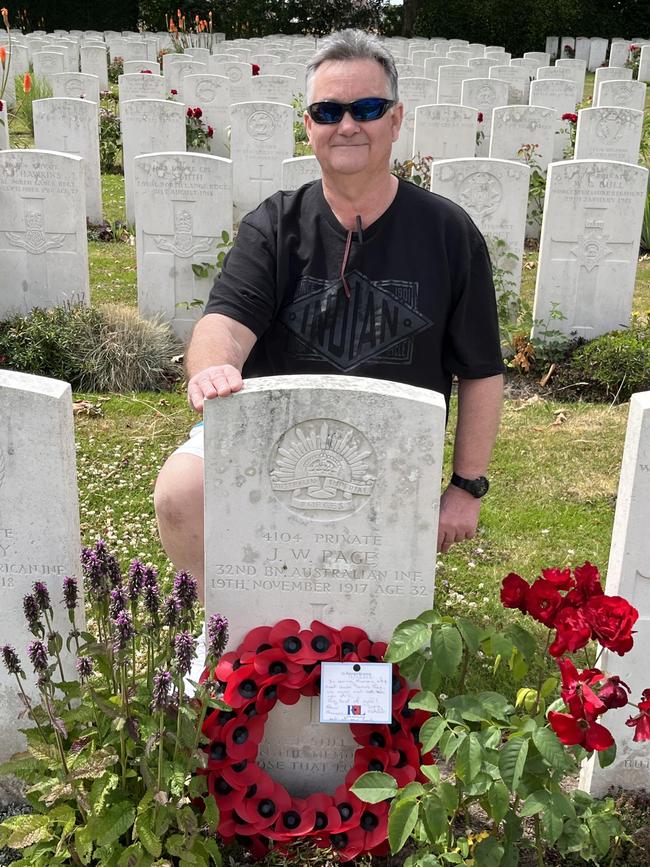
[173,422,205,459]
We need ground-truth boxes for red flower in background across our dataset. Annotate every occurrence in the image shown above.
[140,69,152,74]
[541,567,574,590]
[0,46,6,65]
[526,578,562,626]
[599,675,631,710]
[170,88,178,95]
[583,595,638,655]
[557,658,605,719]
[548,710,614,751]
[626,692,650,742]
[23,72,31,94]
[500,572,529,613]
[186,107,193,118]
[193,106,202,119]
[207,125,214,137]
[562,112,578,123]
[252,63,260,75]
[477,111,484,123]
[549,606,592,657]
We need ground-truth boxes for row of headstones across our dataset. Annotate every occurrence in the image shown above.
[0,366,648,802]
[0,146,646,353]
[547,35,650,75]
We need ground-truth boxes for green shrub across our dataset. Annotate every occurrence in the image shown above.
[556,317,650,403]
[99,106,122,173]
[641,184,650,253]
[0,304,180,392]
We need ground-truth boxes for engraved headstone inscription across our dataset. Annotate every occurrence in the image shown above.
[532,160,648,341]
[281,155,322,190]
[0,370,84,804]
[580,392,650,796]
[204,375,445,795]
[0,150,89,318]
[413,104,477,162]
[134,151,233,340]
[574,107,644,164]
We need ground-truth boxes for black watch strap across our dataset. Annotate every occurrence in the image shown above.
[450,473,490,498]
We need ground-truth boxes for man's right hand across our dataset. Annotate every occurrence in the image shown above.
[187,364,244,412]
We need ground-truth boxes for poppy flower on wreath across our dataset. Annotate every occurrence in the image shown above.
[200,619,433,860]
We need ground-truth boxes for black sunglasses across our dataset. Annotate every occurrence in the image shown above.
[307,97,396,124]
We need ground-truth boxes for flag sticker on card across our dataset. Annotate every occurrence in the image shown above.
[319,662,392,724]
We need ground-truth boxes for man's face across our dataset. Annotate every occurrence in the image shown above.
[304,58,403,178]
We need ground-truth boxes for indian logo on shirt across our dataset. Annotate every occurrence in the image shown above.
[278,270,432,371]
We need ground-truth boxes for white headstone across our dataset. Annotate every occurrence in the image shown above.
[574,37,591,63]
[204,374,445,796]
[436,64,471,104]
[32,98,102,223]
[50,71,100,104]
[574,107,644,164]
[182,74,231,158]
[556,58,587,100]
[461,77,510,156]
[588,37,608,72]
[488,65,529,104]
[118,72,166,107]
[413,104,477,161]
[80,44,108,90]
[281,155,321,190]
[0,150,89,316]
[230,100,293,219]
[0,101,8,150]
[393,76,438,162]
[489,104,556,170]
[594,66,633,104]
[123,60,159,75]
[169,59,207,97]
[639,45,650,82]
[250,74,297,104]
[0,371,84,804]
[580,392,650,796]
[121,99,186,224]
[529,77,578,159]
[32,50,66,83]
[532,160,648,340]
[430,157,530,299]
[524,51,551,67]
[609,41,631,68]
[208,60,252,103]
[598,80,647,112]
[545,37,559,60]
[134,152,233,341]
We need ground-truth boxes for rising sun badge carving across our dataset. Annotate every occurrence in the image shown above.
[269,419,377,517]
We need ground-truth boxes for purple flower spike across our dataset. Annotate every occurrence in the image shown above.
[23,594,42,636]
[151,669,172,711]
[110,586,127,619]
[144,582,159,617]
[76,657,93,679]
[33,582,51,613]
[162,595,180,628]
[143,565,158,588]
[127,559,146,601]
[173,571,198,612]
[1,645,23,676]
[112,610,135,653]
[174,631,196,677]
[62,576,78,610]
[207,613,229,661]
[28,640,49,674]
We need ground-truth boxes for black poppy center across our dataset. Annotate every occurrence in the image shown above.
[361,812,379,831]
[233,811,246,824]
[392,674,402,694]
[269,661,287,675]
[283,636,302,653]
[389,719,401,734]
[244,704,257,718]
[264,685,277,700]
[210,741,226,761]
[246,784,257,799]
[315,811,328,830]
[341,642,356,656]
[311,635,330,653]
[331,832,349,849]
[402,707,415,719]
[232,659,241,671]
[233,726,249,745]
[369,732,386,747]
[396,750,408,768]
[257,643,272,653]
[282,810,301,829]
[337,802,353,821]
[238,679,257,698]
[217,710,236,725]
[232,759,248,772]
[368,759,384,772]
[215,777,232,794]
[258,798,276,818]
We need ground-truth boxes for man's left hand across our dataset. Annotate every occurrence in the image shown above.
[437,484,482,554]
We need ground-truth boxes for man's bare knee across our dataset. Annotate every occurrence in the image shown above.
[154,454,204,527]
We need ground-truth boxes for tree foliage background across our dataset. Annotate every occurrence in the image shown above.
[10,0,650,53]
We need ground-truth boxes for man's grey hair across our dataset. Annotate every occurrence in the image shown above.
[305,29,399,104]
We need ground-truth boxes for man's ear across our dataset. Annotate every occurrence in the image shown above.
[304,110,312,144]
[391,101,404,143]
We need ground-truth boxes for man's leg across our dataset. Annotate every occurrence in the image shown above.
[154,453,205,600]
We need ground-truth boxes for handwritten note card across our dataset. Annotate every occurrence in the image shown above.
[319,662,392,724]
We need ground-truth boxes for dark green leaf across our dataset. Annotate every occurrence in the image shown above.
[498,736,529,793]
[455,617,484,653]
[408,691,438,712]
[388,798,419,854]
[598,743,616,769]
[520,790,550,817]
[455,732,482,783]
[430,624,463,676]
[473,836,505,867]
[438,781,458,813]
[386,620,431,663]
[422,797,447,843]
[486,780,510,823]
[532,726,568,769]
[420,659,442,693]
[419,716,446,753]
[398,651,426,681]
[350,771,398,803]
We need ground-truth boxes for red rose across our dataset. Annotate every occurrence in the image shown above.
[541,567,574,590]
[207,125,214,137]
[626,694,650,742]
[557,658,605,719]
[583,595,638,655]
[170,88,178,95]
[477,111,483,123]
[564,561,603,607]
[526,579,562,627]
[140,69,152,74]
[548,710,613,751]
[0,99,4,112]
[252,63,260,75]
[193,107,202,119]
[599,675,631,710]
[186,107,193,117]
[549,606,592,657]
[500,572,529,612]
[561,112,578,123]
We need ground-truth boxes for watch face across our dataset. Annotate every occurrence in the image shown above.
[470,477,489,498]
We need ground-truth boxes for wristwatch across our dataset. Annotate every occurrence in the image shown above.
[450,473,490,498]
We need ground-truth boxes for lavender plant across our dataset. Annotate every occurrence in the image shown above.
[0,539,230,866]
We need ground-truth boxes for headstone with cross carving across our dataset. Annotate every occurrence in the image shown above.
[33,98,102,223]
[574,107,644,164]
[230,101,294,220]
[431,157,530,301]
[0,370,85,805]
[121,99,187,224]
[532,160,648,341]
[204,376,445,796]
[580,392,650,796]
[134,151,233,340]
[0,150,89,317]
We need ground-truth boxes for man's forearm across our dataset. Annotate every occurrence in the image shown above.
[185,313,256,379]
[453,374,503,477]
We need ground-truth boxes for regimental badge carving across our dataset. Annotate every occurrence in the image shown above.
[196,80,218,102]
[595,109,636,143]
[569,228,614,272]
[227,66,243,82]
[458,171,502,220]
[151,209,213,258]
[476,84,495,102]
[64,79,84,97]
[6,210,67,255]
[269,419,376,517]
[247,110,275,141]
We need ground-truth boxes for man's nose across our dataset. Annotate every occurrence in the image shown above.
[336,109,362,134]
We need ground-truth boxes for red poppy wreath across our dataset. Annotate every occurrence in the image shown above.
[200,619,434,862]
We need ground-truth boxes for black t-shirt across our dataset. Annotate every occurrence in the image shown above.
[205,178,504,405]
